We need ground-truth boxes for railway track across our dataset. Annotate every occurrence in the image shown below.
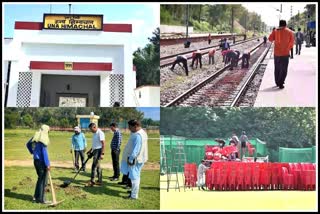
[160,37,261,68]
[160,33,245,46]
[163,42,272,107]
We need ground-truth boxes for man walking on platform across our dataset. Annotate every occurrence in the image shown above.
[295,28,304,55]
[268,20,294,89]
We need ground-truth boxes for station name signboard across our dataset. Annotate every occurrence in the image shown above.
[43,14,103,31]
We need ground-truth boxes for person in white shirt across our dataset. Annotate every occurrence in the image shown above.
[197,160,209,190]
[121,120,148,200]
[86,123,105,187]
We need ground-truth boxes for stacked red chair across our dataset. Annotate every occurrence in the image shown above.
[190,161,316,191]
[243,163,253,190]
[289,163,301,190]
[205,168,214,190]
[271,162,281,190]
[300,163,316,191]
[205,145,214,160]
[184,163,197,188]
[281,166,294,190]
[259,162,272,190]
[236,162,245,190]
[251,163,260,190]
[227,162,237,190]
[246,142,256,156]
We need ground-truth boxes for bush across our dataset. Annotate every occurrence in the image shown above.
[160,8,172,24]
[22,114,33,128]
[190,19,212,32]
[5,112,19,129]
[59,118,70,128]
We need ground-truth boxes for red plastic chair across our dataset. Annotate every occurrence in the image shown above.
[244,163,253,190]
[293,163,303,190]
[281,167,294,190]
[219,164,228,191]
[271,163,281,190]
[236,165,245,190]
[251,163,260,190]
[260,162,271,190]
[227,163,237,190]
[205,168,214,190]
[184,163,197,188]
[300,163,316,191]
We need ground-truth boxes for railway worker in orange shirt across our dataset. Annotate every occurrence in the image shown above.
[268,20,294,89]
[190,50,202,69]
[208,49,216,65]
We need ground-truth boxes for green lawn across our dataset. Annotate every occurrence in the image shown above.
[4,129,160,164]
[4,166,160,210]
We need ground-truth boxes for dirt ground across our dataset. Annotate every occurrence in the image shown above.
[4,160,159,170]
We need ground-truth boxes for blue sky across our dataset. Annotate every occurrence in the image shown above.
[3,3,159,52]
[136,107,160,120]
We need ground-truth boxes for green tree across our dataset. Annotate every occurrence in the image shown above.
[4,109,20,129]
[60,118,70,128]
[22,113,33,128]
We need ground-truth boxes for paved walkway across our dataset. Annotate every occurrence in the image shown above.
[254,44,317,107]
[4,160,160,170]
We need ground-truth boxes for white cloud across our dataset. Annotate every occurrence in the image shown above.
[243,3,308,27]
[119,18,156,53]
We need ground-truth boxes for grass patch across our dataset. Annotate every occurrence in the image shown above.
[4,129,159,164]
[4,166,160,210]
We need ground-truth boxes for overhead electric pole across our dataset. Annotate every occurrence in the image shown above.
[231,5,234,34]
[186,4,189,39]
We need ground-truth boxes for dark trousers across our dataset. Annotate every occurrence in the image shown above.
[274,55,289,86]
[208,39,211,45]
[171,57,189,76]
[111,149,120,178]
[296,43,302,54]
[91,148,102,182]
[74,150,86,171]
[34,159,48,203]
[290,48,294,58]
[121,173,132,187]
[191,53,202,68]
[209,55,215,64]
[242,54,250,68]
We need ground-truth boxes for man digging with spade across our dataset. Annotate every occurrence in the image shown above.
[86,123,105,187]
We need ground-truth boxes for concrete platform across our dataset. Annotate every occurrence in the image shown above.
[254,44,317,107]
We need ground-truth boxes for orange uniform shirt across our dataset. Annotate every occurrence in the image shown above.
[268,27,294,56]
[209,49,215,56]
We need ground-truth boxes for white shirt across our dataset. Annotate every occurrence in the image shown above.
[92,128,105,150]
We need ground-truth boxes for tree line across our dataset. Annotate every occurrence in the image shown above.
[5,108,159,129]
[134,28,160,87]
[160,107,316,161]
[161,4,267,34]
[287,4,316,32]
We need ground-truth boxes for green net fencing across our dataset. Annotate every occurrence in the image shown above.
[160,135,268,172]
[279,147,316,163]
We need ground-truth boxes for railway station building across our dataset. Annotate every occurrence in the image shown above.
[3,14,140,107]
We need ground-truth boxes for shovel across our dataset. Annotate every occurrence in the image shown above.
[60,151,93,188]
[71,148,75,170]
[47,171,64,207]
